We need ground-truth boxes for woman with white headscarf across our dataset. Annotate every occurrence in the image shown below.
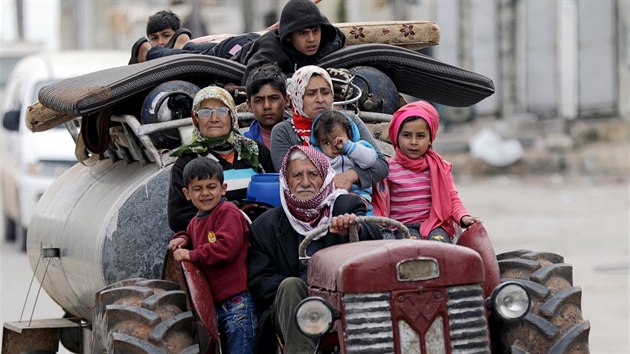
[168,85,275,232]
[270,65,388,192]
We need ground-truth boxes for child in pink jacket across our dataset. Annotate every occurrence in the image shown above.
[373,101,480,242]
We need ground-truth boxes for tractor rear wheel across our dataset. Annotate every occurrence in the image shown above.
[496,250,590,353]
[92,278,199,354]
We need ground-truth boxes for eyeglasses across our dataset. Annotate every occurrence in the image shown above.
[195,107,230,120]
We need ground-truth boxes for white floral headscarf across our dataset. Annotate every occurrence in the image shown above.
[288,65,333,119]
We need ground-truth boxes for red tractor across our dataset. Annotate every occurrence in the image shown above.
[85,217,589,354]
[293,217,590,353]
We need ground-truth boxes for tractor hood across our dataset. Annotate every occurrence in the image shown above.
[306,240,484,293]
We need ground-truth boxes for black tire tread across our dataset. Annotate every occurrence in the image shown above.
[499,278,549,299]
[496,249,533,261]
[92,278,196,354]
[111,332,168,354]
[496,250,590,353]
[548,321,591,354]
[143,290,188,318]
[531,263,573,285]
[106,304,161,330]
[540,286,582,317]
[149,311,195,344]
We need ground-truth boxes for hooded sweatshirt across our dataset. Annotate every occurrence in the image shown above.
[234,0,346,83]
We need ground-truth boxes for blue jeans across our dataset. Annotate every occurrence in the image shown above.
[216,291,258,354]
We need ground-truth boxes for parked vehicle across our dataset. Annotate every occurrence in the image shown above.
[0,50,127,250]
[0,41,42,90]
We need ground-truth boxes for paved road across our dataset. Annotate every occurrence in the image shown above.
[460,175,629,354]
[1,174,628,353]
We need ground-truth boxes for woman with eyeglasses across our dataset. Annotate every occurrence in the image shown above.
[167,86,275,232]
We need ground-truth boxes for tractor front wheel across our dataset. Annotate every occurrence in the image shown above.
[496,250,590,353]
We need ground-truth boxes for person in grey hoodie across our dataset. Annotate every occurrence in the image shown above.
[235,0,346,83]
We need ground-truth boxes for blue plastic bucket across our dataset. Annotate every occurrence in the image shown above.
[246,173,281,207]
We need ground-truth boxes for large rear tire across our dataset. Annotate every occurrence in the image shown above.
[497,250,590,353]
[92,278,199,354]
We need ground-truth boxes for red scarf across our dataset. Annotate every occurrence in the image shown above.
[291,114,313,146]
[393,147,454,237]
[385,100,456,237]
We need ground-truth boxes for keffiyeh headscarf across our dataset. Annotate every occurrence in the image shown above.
[288,65,334,145]
[389,100,455,237]
[171,86,261,170]
[280,145,347,240]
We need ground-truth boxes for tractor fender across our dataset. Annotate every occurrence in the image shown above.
[455,222,500,298]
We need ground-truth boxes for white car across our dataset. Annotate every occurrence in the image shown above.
[1,50,128,251]
[0,42,43,89]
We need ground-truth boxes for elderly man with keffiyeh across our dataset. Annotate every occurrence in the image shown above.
[247,145,381,353]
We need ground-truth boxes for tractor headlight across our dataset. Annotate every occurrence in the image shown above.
[490,282,530,321]
[295,297,334,337]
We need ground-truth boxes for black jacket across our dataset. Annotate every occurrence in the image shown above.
[247,194,381,353]
[167,142,274,232]
[247,194,381,310]
[234,0,346,83]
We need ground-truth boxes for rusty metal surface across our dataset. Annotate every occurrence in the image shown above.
[455,222,500,298]
[307,239,485,293]
[181,260,221,350]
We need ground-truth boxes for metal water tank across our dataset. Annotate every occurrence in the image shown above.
[27,159,173,320]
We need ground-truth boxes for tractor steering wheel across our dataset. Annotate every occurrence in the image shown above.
[299,215,411,264]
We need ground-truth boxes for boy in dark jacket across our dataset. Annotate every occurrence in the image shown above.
[129,9,260,64]
[235,0,346,83]
[131,0,345,81]
[129,9,185,64]
[146,10,182,47]
[244,63,291,149]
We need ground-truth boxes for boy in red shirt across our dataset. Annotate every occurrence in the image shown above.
[168,157,256,354]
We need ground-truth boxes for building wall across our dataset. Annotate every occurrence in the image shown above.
[619,0,630,121]
[577,0,617,118]
[42,0,629,121]
[433,0,622,121]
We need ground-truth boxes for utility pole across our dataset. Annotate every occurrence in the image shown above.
[243,0,253,33]
[497,0,517,118]
[458,0,472,71]
[189,0,204,37]
[393,0,408,21]
[16,0,24,41]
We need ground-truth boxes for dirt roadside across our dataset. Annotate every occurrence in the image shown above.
[457,174,629,354]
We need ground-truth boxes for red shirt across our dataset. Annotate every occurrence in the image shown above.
[173,200,249,304]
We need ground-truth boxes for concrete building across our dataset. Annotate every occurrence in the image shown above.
[3,0,628,123]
